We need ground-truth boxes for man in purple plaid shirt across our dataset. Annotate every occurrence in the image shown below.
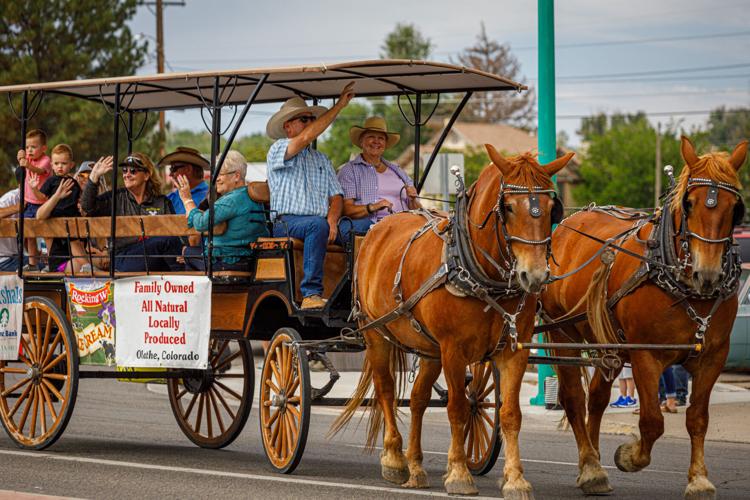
[337,116,420,243]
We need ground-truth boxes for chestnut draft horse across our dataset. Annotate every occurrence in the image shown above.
[331,145,573,498]
[541,137,746,499]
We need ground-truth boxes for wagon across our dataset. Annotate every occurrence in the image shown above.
[0,60,526,474]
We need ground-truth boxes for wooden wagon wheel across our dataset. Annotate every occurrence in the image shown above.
[259,327,310,474]
[464,360,502,476]
[168,335,254,449]
[0,296,79,450]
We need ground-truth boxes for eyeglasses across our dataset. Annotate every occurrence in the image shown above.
[122,166,147,175]
[293,115,316,124]
[217,170,238,177]
[169,163,192,177]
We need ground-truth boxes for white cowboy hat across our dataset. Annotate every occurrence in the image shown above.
[266,97,328,140]
[349,116,400,150]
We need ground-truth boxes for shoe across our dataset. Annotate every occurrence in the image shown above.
[300,295,327,310]
[625,396,638,408]
[609,395,627,408]
[676,398,687,407]
[40,265,50,273]
[660,402,678,413]
[79,263,102,274]
[22,264,38,272]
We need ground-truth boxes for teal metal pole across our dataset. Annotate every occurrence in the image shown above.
[531,0,557,407]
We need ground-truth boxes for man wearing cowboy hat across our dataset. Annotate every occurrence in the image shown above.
[159,146,210,215]
[266,82,354,310]
[337,116,420,242]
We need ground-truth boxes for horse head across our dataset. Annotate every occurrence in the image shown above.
[469,144,573,293]
[672,136,747,294]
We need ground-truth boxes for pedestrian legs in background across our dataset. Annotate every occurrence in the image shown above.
[609,364,637,408]
[660,366,678,413]
[673,364,690,406]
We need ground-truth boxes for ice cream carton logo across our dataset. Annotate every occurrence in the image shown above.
[65,279,116,365]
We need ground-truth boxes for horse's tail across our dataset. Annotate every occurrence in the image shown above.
[584,251,620,345]
[328,336,407,453]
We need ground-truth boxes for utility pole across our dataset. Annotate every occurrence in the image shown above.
[655,122,662,208]
[140,0,185,156]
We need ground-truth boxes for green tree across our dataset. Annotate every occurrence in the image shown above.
[318,103,370,168]
[574,113,683,208]
[704,106,750,199]
[0,0,148,189]
[453,23,535,128]
[380,23,433,60]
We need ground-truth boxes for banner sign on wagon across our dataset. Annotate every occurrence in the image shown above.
[0,275,23,360]
[114,276,211,369]
[65,278,116,366]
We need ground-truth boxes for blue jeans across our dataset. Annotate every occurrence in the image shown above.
[0,255,27,272]
[115,236,183,272]
[337,217,373,246]
[183,245,249,272]
[274,215,329,297]
[673,364,690,402]
[660,366,676,399]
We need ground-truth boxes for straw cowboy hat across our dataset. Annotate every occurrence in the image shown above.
[157,146,210,171]
[266,96,328,140]
[350,116,400,149]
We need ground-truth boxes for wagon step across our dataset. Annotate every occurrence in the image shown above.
[518,342,701,352]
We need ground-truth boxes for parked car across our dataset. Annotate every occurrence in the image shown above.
[728,227,750,370]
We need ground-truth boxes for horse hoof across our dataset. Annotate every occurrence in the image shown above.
[403,470,429,489]
[445,479,479,496]
[500,480,534,500]
[614,439,645,473]
[381,465,409,485]
[577,463,613,495]
[684,476,716,500]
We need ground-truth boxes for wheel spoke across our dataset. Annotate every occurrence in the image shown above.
[287,402,301,420]
[183,392,199,421]
[208,388,226,435]
[265,408,279,429]
[2,376,32,398]
[478,364,492,394]
[264,378,280,394]
[194,393,205,433]
[211,340,229,369]
[38,315,53,364]
[272,410,282,457]
[212,386,236,420]
[204,391,213,438]
[39,383,58,421]
[479,382,496,401]
[38,386,47,435]
[0,367,28,374]
[284,411,295,456]
[29,385,40,438]
[214,380,242,401]
[42,352,67,373]
[287,395,300,404]
[20,335,35,364]
[8,383,33,419]
[34,308,42,356]
[479,408,494,427]
[472,418,481,461]
[44,373,68,381]
[41,379,65,404]
[214,350,241,374]
[286,404,299,434]
[41,332,62,367]
[270,358,283,386]
[175,387,188,400]
[477,414,491,450]
[286,373,300,396]
[278,409,287,458]
[17,386,35,432]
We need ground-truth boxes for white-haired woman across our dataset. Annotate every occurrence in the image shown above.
[177,150,268,271]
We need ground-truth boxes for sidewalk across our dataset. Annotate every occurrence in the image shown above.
[148,366,750,444]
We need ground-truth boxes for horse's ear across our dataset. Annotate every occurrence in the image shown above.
[485,143,513,176]
[680,136,700,166]
[728,140,749,171]
[544,152,575,176]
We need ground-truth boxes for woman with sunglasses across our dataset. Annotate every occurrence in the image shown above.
[81,152,182,272]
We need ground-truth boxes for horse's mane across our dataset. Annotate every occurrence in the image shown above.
[481,152,555,190]
[670,152,742,212]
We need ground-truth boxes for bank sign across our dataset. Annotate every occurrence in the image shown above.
[0,275,23,361]
[114,276,211,369]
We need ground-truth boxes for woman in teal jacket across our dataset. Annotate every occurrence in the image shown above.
[176,150,268,271]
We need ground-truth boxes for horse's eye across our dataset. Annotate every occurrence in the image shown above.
[505,205,514,214]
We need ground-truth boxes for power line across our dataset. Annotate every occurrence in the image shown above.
[557,109,749,120]
[555,63,750,81]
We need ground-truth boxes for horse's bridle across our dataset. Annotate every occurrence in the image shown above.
[679,177,745,246]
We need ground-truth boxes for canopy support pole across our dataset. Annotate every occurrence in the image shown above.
[413,93,422,186]
[417,91,472,193]
[207,77,221,278]
[17,92,28,279]
[109,83,121,279]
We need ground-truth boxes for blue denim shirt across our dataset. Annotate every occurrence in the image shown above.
[187,186,268,263]
[168,181,209,215]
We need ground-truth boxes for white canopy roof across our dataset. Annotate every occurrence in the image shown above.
[0,60,526,112]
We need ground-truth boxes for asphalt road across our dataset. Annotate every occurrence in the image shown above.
[1,379,748,499]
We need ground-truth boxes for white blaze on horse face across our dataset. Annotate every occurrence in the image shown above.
[505,196,551,293]
[686,189,734,293]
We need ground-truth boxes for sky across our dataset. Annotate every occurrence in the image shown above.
[128,0,750,147]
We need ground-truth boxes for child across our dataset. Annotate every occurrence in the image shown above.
[16,129,52,270]
[32,144,87,273]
